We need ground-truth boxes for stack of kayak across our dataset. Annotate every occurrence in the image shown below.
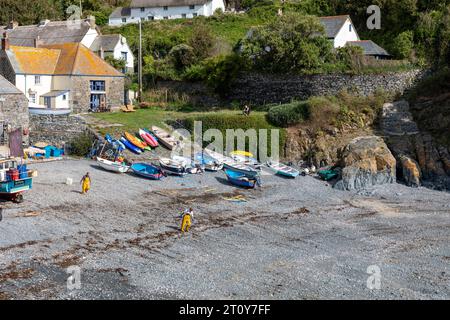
[119,129,160,154]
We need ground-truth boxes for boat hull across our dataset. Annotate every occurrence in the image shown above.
[224,169,257,189]
[120,138,142,154]
[97,157,129,173]
[223,163,259,177]
[131,163,164,180]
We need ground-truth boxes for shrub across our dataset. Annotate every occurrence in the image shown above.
[267,102,309,127]
[69,132,94,157]
[203,54,243,94]
[391,31,414,60]
[169,44,196,70]
[188,24,215,61]
[183,112,286,158]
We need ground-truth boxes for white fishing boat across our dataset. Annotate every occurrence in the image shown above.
[159,157,187,176]
[96,157,129,173]
[266,161,299,178]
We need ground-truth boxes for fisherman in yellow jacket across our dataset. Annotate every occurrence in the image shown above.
[181,208,194,232]
[80,172,91,194]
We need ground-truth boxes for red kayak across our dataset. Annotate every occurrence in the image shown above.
[139,129,158,148]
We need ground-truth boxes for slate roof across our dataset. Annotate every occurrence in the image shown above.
[0,75,22,94]
[130,0,208,7]
[110,7,132,18]
[2,20,97,47]
[319,15,350,38]
[6,43,123,77]
[90,35,121,52]
[346,40,390,56]
[41,90,69,97]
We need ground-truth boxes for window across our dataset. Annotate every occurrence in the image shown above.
[148,16,154,20]
[163,6,168,10]
[35,75,41,85]
[122,18,127,23]
[193,13,198,17]
[140,7,145,12]
[349,24,352,32]
[29,93,36,104]
[182,14,187,18]
[90,80,105,92]
[62,94,67,101]
[189,5,195,9]
[163,16,169,20]
[121,51,127,60]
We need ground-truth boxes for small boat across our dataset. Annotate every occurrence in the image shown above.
[96,157,129,173]
[266,161,299,178]
[159,157,187,176]
[133,134,152,151]
[172,155,204,174]
[131,163,164,180]
[231,154,261,169]
[223,162,259,177]
[318,169,339,181]
[139,129,158,148]
[143,128,159,142]
[124,131,147,150]
[194,153,223,171]
[120,137,142,154]
[224,169,259,189]
[151,126,179,150]
[230,150,254,158]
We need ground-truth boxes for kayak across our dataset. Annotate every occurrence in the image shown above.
[230,150,254,158]
[131,163,164,180]
[120,137,142,154]
[105,134,125,150]
[133,134,152,151]
[139,129,159,148]
[124,131,147,150]
[266,161,299,178]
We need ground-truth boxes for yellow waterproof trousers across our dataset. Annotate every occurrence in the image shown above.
[82,179,90,194]
[181,214,192,232]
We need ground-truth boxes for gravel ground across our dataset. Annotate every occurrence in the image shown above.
[0,159,449,300]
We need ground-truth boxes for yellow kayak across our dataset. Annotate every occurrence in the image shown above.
[124,131,147,150]
[230,150,254,158]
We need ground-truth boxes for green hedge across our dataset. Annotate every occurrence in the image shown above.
[267,102,310,127]
[183,112,286,158]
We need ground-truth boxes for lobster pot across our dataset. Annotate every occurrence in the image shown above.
[7,169,19,181]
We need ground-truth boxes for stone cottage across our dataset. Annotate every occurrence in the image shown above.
[0,74,29,146]
[0,34,125,114]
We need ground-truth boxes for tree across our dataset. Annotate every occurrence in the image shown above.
[188,24,215,61]
[169,44,196,70]
[239,13,333,73]
[391,31,414,60]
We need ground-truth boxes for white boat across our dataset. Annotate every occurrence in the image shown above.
[266,161,299,178]
[230,154,261,169]
[151,126,179,150]
[171,155,204,174]
[222,161,259,177]
[159,157,187,176]
[96,157,129,173]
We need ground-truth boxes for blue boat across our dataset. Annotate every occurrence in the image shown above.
[120,137,142,154]
[131,163,164,180]
[224,169,260,189]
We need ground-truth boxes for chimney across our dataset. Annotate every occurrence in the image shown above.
[7,20,18,30]
[99,46,104,59]
[2,33,10,51]
[87,15,96,29]
[34,35,43,48]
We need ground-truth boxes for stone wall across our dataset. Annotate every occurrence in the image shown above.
[227,70,426,105]
[155,69,426,106]
[0,92,30,144]
[29,114,88,147]
[71,76,125,113]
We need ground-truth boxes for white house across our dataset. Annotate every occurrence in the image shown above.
[109,0,226,26]
[319,15,360,48]
[1,17,135,72]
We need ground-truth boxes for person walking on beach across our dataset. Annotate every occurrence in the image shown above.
[80,172,91,195]
[181,208,194,233]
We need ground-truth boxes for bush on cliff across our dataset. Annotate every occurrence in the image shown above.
[267,102,310,127]
[68,132,95,157]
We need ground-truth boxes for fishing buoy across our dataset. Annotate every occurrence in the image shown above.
[66,178,73,186]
